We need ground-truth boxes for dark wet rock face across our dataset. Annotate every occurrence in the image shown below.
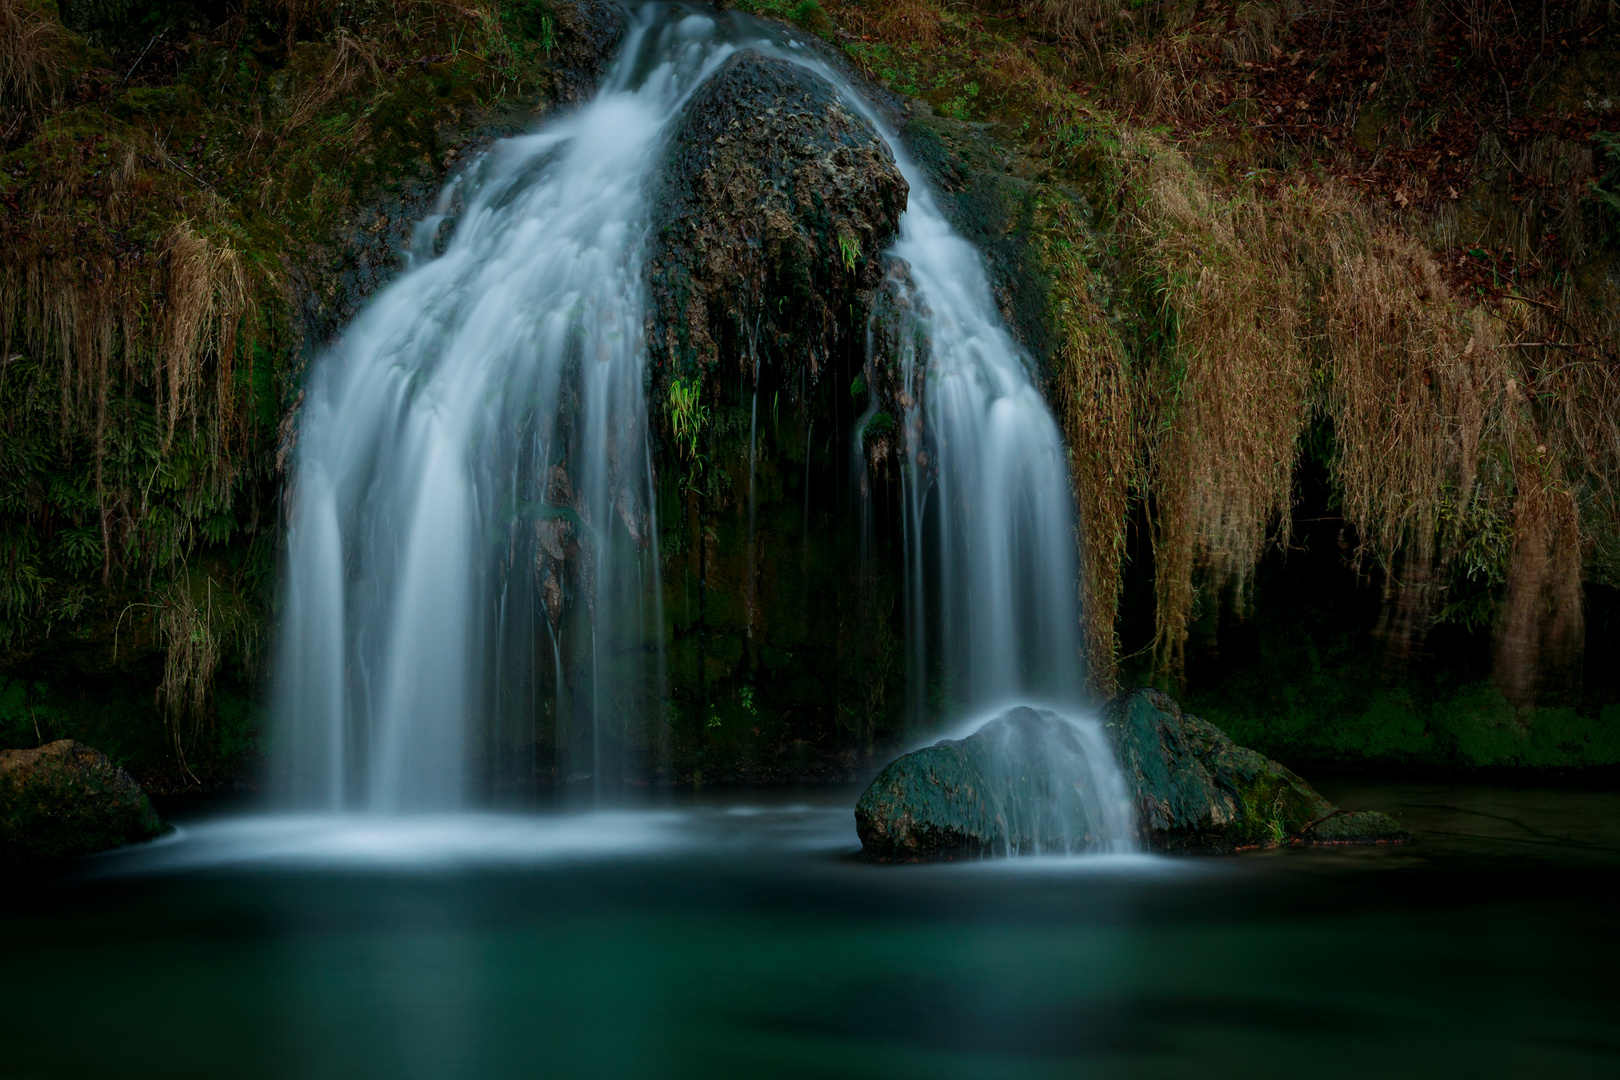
[647,50,908,378]
[549,0,629,102]
[1104,689,1409,853]
[0,740,164,862]
[855,706,1129,860]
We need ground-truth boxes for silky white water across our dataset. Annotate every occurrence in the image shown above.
[277,2,1126,845]
[277,8,734,809]
[878,132,1085,717]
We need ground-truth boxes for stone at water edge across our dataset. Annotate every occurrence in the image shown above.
[0,740,165,862]
[855,706,1127,861]
[854,694,1409,860]
[1103,688,1409,852]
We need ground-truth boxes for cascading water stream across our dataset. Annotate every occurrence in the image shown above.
[277,8,738,810]
[276,2,1129,847]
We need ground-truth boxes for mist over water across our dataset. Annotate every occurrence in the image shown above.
[276,3,1112,826]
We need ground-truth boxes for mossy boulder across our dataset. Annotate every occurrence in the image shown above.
[1104,688,1409,852]
[647,49,908,379]
[0,740,164,861]
[855,692,1409,860]
[855,706,1132,860]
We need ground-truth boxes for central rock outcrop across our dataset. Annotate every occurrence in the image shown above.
[646,50,908,377]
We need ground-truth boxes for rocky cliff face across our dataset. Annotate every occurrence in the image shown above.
[6,0,1616,791]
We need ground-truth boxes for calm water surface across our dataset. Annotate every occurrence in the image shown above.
[2,780,1617,1079]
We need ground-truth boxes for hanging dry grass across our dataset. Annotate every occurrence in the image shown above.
[157,572,260,782]
[1492,408,1585,703]
[1091,129,1600,694]
[1118,136,1312,681]
[1,155,263,581]
[0,0,73,134]
[1318,210,1495,561]
[1044,202,1135,697]
[159,220,251,446]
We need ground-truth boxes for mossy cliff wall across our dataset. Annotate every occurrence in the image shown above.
[2,0,1618,787]
[0,0,620,787]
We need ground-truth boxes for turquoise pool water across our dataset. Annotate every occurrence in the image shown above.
[2,780,1616,1078]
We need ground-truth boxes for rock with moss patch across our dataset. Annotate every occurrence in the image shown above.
[647,49,908,378]
[855,706,1134,860]
[0,740,165,862]
[1104,688,1408,852]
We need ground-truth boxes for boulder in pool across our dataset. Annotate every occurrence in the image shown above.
[855,693,1409,860]
[0,740,165,862]
[855,706,1135,860]
[1104,688,1408,853]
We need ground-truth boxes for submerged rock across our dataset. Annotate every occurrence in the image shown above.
[0,741,165,862]
[855,706,1133,860]
[647,49,908,376]
[1104,689,1409,853]
[855,693,1409,860]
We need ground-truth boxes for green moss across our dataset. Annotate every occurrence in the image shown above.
[725,0,835,40]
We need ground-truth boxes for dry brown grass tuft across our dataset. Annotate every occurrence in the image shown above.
[1031,0,1116,43]
[867,0,943,44]
[160,220,251,446]
[158,572,259,782]
[0,0,74,135]
[278,30,385,137]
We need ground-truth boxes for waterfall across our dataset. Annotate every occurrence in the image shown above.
[277,9,739,809]
[876,136,1084,718]
[276,3,1099,819]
